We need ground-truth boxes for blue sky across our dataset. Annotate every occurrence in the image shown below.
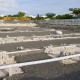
[0,0,80,16]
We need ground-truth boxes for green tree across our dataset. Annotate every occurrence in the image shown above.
[55,15,62,19]
[7,15,13,17]
[12,15,18,17]
[45,13,56,19]
[7,12,26,17]
[0,16,2,19]
[69,8,80,18]
[17,12,25,17]
[56,14,73,19]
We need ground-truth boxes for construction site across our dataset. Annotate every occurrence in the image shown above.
[0,20,80,80]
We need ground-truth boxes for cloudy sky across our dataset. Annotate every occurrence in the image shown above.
[0,0,80,16]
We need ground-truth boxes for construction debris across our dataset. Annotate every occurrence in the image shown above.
[44,44,80,64]
[0,51,23,77]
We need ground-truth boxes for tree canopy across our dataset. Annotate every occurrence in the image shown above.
[45,13,56,19]
[69,8,80,18]
[1,8,80,20]
[6,12,26,17]
[17,12,25,17]
[56,14,73,19]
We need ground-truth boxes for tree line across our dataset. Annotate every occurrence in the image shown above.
[36,8,80,20]
[0,8,80,20]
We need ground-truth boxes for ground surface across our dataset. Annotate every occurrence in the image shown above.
[0,23,80,80]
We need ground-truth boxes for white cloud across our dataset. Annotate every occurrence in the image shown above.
[0,0,18,14]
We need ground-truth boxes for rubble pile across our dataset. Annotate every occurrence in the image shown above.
[0,51,23,77]
[44,44,80,64]
[0,32,80,44]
